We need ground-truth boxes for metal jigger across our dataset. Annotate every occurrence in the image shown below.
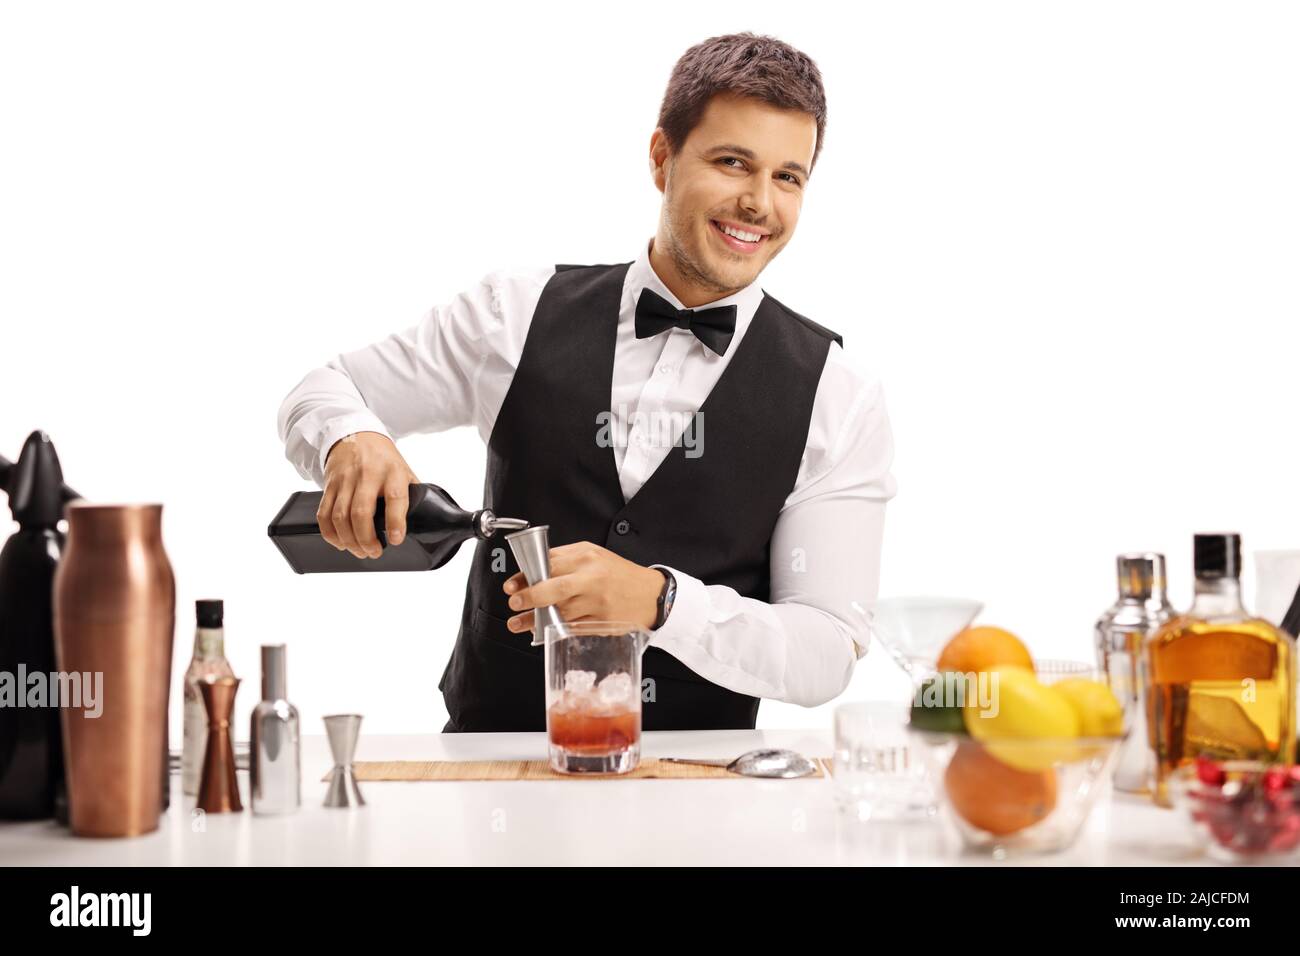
[197,676,243,814]
[505,525,569,648]
[323,714,365,808]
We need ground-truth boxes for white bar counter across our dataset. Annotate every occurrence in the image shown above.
[0,729,1212,866]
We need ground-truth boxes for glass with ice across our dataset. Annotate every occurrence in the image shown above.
[543,620,646,774]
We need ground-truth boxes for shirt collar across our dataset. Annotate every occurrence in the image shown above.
[625,237,767,356]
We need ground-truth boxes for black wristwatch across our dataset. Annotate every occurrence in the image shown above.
[651,567,676,630]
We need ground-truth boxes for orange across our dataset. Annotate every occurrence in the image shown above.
[936,625,1033,674]
[943,740,1058,836]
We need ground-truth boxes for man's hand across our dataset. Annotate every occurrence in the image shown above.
[317,431,420,559]
[502,542,664,633]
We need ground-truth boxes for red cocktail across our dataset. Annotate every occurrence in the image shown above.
[547,701,640,754]
[544,622,645,774]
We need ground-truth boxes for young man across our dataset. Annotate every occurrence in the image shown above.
[277,32,897,732]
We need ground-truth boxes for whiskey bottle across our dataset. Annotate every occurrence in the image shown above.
[1145,533,1297,806]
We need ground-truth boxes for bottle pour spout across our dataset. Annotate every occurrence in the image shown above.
[476,510,529,538]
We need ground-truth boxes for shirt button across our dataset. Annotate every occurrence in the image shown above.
[615,519,631,536]
[658,364,672,375]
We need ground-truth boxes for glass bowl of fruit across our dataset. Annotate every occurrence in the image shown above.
[911,730,1125,856]
[1169,757,1300,864]
[909,660,1128,856]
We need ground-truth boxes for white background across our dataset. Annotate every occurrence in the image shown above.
[2,1,1297,743]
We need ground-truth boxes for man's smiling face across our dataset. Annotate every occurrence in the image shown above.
[651,92,817,306]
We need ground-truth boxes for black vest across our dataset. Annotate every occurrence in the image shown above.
[437,262,842,732]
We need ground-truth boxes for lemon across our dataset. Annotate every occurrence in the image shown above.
[962,666,1080,772]
[1053,678,1124,737]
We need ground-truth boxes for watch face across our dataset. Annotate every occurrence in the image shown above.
[654,569,675,629]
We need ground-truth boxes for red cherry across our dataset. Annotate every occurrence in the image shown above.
[1270,828,1300,852]
[1196,756,1226,787]
[1208,819,1238,846]
[1270,791,1297,813]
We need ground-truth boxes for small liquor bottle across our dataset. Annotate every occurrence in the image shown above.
[181,600,235,796]
[267,483,527,574]
[1146,534,1297,807]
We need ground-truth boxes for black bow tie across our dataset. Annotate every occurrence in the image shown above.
[634,288,737,356]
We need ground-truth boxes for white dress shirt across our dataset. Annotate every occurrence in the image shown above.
[277,239,897,707]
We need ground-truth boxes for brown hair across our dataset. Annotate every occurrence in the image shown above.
[656,32,828,172]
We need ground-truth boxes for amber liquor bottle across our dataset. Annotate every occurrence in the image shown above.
[1145,533,1297,806]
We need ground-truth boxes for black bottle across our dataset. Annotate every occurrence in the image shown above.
[0,431,79,819]
[268,483,527,573]
[1282,581,1300,640]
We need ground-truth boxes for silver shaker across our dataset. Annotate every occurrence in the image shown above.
[250,644,301,814]
[1094,553,1174,794]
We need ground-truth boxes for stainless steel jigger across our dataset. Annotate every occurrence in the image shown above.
[323,714,365,808]
[505,525,569,648]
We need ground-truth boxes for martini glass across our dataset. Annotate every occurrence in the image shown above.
[865,596,984,685]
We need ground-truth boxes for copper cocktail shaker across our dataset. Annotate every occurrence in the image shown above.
[53,502,175,838]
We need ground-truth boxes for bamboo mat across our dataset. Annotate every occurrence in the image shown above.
[327,757,833,782]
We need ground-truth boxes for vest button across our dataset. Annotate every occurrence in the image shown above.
[615,519,631,536]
